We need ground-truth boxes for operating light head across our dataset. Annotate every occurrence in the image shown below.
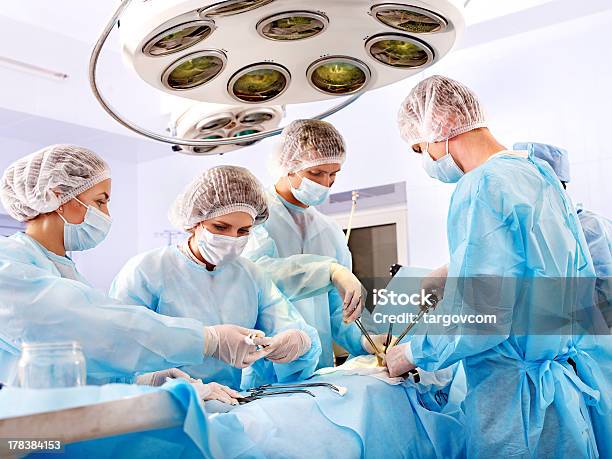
[169,101,285,155]
[120,0,465,106]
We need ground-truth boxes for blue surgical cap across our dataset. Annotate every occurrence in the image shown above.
[513,142,570,183]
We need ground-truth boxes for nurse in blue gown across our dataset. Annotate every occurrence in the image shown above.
[110,165,321,391]
[0,145,269,400]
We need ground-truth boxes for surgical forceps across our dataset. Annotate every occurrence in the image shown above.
[251,382,348,396]
[384,323,394,354]
[237,389,316,404]
[237,382,349,404]
[354,318,382,355]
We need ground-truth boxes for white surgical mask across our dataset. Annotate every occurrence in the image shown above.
[290,174,331,207]
[197,227,249,267]
[56,198,112,252]
[421,139,464,184]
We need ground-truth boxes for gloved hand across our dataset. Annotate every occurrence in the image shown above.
[203,324,270,369]
[253,329,311,363]
[191,380,242,405]
[136,368,195,387]
[421,264,449,301]
[361,334,398,356]
[330,263,366,323]
[384,343,416,378]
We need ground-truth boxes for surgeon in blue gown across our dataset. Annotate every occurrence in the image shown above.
[513,141,612,457]
[110,165,321,391]
[385,75,610,457]
[244,120,387,369]
[0,145,271,396]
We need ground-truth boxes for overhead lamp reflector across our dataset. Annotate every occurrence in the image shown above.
[200,0,274,18]
[371,4,447,33]
[232,127,262,146]
[366,34,433,68]
[238,108,276,124]
[163,50,226,90]
[257,11,328,41]
[229,64,290,103]
[143,20,215,56]
[196,114,233,131]
[307,57,370,95]
[192,133,224,153]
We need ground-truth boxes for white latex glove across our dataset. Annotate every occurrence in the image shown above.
[136,368,195,387]
[253,329,311,363]
[421,264,449,301]
[330,263,366,323]
[204,324,270,369]
[384,343,416,378]
[191,380,241,405]
[361,334,398,356]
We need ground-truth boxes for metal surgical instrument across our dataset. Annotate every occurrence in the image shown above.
[384,323,394,354]
[237,389,315,405]
[250,382,348,397]
[354,318,381,355]
[392,292,439,347]
[236,380,353,404]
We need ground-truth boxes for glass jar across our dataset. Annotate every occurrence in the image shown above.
[18,342,86,389]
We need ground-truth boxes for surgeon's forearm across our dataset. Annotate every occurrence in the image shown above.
[336,323,368,357]
[254,254,338,301]
[408,331,511,372]
[15,293,205,379]
[75,305,206,379]
[328,289,367,356]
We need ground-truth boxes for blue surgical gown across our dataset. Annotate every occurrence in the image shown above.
[573,205,612,457]
[0,233,205,386]
[576,205,612,327]
[244,189,366,369]
[404,153,609,457]
[109,245,321,390]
